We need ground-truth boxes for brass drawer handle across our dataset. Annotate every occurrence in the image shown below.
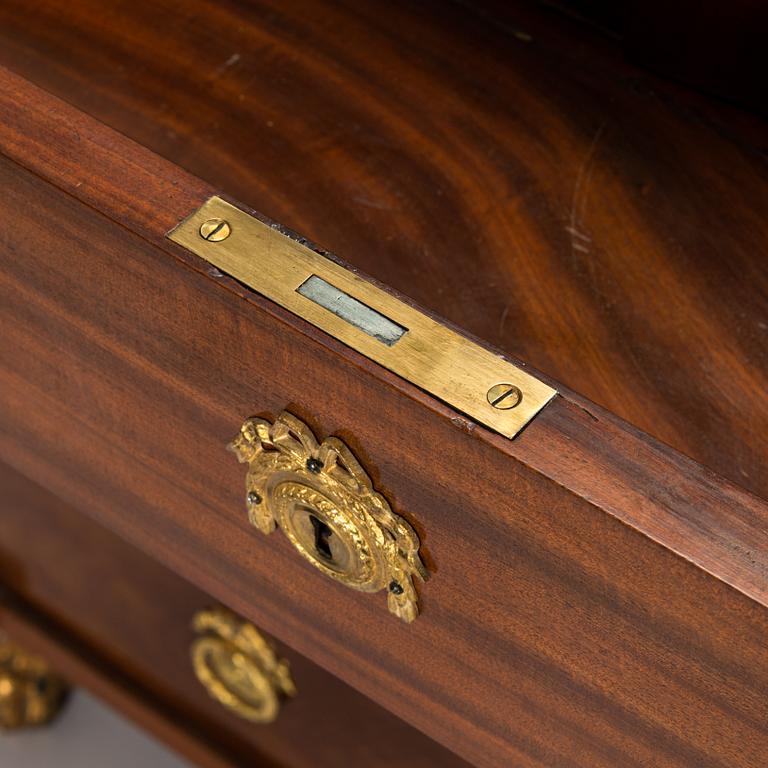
[0,640,68,729]
[229,411,428,622]
[191,607,295,723]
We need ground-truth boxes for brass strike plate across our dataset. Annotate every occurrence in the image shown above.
[168,196,556,438]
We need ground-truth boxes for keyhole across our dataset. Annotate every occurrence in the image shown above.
[310,514,333,561]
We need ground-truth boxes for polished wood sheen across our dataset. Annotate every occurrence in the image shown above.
[0,0,765,502]
[0,67,767,768]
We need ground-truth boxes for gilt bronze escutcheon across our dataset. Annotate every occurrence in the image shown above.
[229,411,428,622]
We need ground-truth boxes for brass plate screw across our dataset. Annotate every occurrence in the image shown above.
[199,218,231,242]
[487,383,523,410]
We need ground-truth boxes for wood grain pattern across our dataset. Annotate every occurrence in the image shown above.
[0,0,765,502]
[0,462,469,768]
[0,68,767,767]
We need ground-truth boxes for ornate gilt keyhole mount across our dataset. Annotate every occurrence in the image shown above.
[228,411,428,622]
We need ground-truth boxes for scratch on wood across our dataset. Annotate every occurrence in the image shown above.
[568,121,606,261]
[498,304,510,335]
[212,53,241,79]
[451,416,476,434]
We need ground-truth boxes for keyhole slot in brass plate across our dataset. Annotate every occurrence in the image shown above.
[297,274,407,346]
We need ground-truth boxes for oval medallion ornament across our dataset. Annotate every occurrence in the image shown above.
[228,411,428,622]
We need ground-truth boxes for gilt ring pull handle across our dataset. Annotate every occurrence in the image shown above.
[0,640,68,729]
[228,411,428,622]
[191,607,295,723]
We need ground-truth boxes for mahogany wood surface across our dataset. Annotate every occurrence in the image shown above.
[0,461,469,768]
[0,68,767,767]
[0,0,765,503]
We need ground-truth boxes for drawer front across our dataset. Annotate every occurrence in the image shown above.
[0,461,468,768]
[1,67,767,768]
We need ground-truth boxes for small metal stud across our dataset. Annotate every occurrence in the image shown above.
[247,491,262,505]
[388,580,404,595]
[199,218,231,242]
[306,458,323,474]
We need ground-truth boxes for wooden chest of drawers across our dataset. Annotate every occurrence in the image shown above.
[0,2,766,766]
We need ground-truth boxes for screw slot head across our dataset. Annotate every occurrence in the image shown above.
[199,218,231,242]
[487,383,523,410]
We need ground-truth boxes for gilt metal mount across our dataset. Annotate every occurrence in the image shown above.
[229,411,428,622]
[0,641,68,730]
[191,607,295,723]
